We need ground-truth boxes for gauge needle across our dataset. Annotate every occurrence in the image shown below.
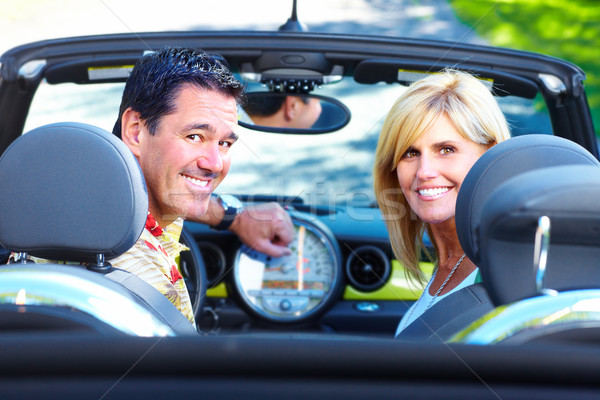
[297,225,305,291]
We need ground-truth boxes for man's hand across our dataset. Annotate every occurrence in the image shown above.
[229,202,294,258]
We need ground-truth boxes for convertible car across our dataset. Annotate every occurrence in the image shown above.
[1,5,600,399]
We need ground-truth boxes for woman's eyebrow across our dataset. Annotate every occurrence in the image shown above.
[431,140,459,150]
[434,140,458,147]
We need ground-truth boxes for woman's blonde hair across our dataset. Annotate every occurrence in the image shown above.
[373,69,511,284]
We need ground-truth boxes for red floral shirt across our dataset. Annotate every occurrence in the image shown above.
[109,212,195,324]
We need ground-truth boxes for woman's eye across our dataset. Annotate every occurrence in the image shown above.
[403,149,418,158]
[440,147,454,155]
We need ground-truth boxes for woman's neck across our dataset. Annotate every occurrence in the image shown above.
[427,219,477,296]
[428,219,463,272]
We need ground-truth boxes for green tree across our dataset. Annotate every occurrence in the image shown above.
[449,0,600,135]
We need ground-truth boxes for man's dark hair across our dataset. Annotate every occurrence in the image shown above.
[244,94,310,118]
[244,95,286,117]
[113,47,245,138]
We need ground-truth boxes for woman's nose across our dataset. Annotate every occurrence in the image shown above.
[416,153,438,180]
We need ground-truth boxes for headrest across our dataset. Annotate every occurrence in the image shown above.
[0,122,147,262]
[479,165,600,305]
[456,134,599,266]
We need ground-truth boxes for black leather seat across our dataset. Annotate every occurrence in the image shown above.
[477,164,600,305]
[0,122,197,335]
[457,134,600,307]
[457,134,600,269]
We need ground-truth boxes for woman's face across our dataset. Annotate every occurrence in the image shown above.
[396,114,491,225]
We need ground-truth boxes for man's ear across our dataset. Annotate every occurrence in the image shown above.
[283,96,299,121]
[120,107,143,157]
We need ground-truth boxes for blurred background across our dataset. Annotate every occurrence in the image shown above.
[2,0,598,135]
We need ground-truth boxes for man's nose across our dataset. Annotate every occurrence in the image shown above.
[197,143,223,172]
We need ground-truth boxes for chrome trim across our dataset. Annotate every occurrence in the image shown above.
[538,73,566,95]
[0,265,175,337]
[534,216,555,295]
[97,253,106,267]
[17,252,28,264]
[451,289,600,345]
[18,59,47,80]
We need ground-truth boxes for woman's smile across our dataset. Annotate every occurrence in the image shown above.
[417,186,452,199]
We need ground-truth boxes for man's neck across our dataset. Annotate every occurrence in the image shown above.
[148,206,178,230]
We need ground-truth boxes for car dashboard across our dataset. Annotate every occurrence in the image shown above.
[186,203,422,337]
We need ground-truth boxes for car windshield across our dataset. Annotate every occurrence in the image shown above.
[25,75,553,207]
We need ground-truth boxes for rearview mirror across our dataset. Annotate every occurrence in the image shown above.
[238,92,350,134]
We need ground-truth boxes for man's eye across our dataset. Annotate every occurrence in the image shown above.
[187,134,201,141]
[219,140,234,148]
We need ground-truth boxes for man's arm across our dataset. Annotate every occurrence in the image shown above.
[192,197,294,258]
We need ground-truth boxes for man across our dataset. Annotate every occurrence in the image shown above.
[243,94,322,129]
[111,47,294,325]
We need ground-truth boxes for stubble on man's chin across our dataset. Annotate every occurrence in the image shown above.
[162,192,212,221]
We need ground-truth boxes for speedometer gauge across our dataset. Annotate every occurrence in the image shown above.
[232,213,342,324]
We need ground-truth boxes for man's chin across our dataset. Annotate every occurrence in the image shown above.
[166,192,211,213]
[185,201,211,220]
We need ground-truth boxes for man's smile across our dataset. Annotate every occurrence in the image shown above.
[182,173,210,187]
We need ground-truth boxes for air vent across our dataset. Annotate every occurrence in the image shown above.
[198,242,226,288]
[345,246,391,292]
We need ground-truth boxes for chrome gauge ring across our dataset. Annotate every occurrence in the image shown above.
[232,214,342,324]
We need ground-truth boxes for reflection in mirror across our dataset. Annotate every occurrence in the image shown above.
[239,92,350,134]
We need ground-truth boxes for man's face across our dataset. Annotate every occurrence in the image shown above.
[289,97,322,129]
[136,84,239,225]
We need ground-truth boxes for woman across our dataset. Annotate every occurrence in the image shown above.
[373,70,511,336]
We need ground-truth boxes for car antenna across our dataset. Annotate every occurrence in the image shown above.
[279,0,308,32]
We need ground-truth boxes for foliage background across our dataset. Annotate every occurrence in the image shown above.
[449,0,600,136]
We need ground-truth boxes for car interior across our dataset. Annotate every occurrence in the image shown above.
[0,24,598,340]
[2,4,600,397]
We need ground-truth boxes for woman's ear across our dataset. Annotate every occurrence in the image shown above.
[120,107,142,157]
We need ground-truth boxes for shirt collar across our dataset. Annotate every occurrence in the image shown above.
[145,211,164,237]
[145,211,185,247]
